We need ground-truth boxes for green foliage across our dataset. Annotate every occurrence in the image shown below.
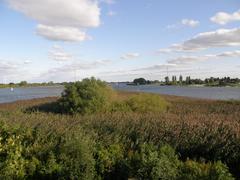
[57,134,96,179]
[19,81,28,86]
[0,123,96,179]
[95,144,127,179]
[132,144,180,180]
[179,160,234,180]
[59,77,115,114]
[133,78,147,85]
[126,93,169,113]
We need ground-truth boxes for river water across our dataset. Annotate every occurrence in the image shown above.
[0,84,239,103]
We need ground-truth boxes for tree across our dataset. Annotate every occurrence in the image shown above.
[59,77,115,114]
[19,81,27,86]
[165,76,170,85]
[179,75,183,84]
[133,78,147,85]
[172,76,177,84]
[186,76,191,85]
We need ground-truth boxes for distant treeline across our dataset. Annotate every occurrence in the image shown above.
[132,76,240,87]
[0,81,65,88]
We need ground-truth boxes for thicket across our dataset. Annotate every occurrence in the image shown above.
[0,123,234,179]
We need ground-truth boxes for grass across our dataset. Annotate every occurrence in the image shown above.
[0,91,239,179]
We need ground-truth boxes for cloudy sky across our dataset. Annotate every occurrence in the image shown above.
[0,0,240,83]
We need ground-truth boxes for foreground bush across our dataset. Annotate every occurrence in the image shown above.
[59,77,115,114]
[0,122,235,179]
[0,123,95,179]
[179,160,234,180]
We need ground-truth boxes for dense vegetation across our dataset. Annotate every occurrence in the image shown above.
[0,78,239,179]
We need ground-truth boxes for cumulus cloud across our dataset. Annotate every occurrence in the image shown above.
[7,0,101,42]
[49,45,73,62]
[121,53,140,60]
[211,10,240,25]
[181,19,199,27]
[158,28,240,52]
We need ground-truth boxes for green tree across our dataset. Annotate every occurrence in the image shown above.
[133,78,147,85]
[19,81,27,86]
[165,76,170,85]
[179,75,183,85]
[59,77,115,114]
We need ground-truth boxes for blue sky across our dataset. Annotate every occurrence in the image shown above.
[0,0,240,82]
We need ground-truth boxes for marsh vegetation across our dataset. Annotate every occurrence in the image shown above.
[0,78,239,179]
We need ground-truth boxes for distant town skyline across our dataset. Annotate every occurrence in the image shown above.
[0,0,240,83]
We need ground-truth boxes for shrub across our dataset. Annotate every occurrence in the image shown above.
[126,93,169,113]
[0,123,96,179]
[94,144,127,179]
[57,134,96,179]
[132,144,180,180]
[59,77,115,114]
[179,160,234,180]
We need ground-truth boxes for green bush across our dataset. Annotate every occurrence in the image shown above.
[126,93,169,113]
[131,144,180,180]
[57,134,96,179]
[179,160,234,180]
[94,144,128,179]
[59,77,115,114]
[0,123,96,179]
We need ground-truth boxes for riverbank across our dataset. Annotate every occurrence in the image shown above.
[0,92,239,178]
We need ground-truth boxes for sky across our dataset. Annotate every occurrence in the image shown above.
[0,0,240,83]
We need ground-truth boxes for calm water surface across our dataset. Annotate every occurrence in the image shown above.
[0,84,240,103]
[0,86,64,103]
[113,83,240,100]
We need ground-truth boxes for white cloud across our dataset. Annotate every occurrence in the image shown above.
[158,28,240,52]
[107,11,116,16]
[156,48,172,54]
[168,56,210,65]
[181,19,199,27]
[23,60,32,64]
[133,64,177,71]
[218,50,240,57]
[37,24,90,42]
[100,0,115,4]
[211,10,240,25]
[166,18,199,29]
[38,60,111,82]
[166,24,178,29]
[49,45,73,62]
[167,50,240,65]
[7,0,101,42]
[0,60,31,82]
[121,53,140,60]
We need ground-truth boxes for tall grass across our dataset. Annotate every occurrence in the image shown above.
[0,92,239,179]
